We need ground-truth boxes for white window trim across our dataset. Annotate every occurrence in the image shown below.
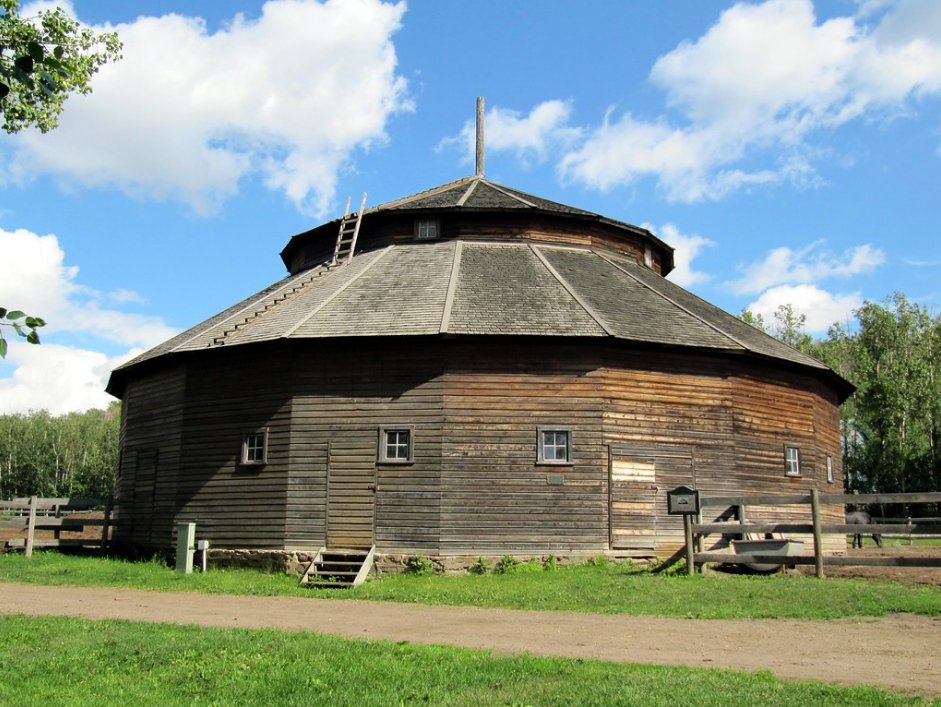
[826,455,834,483]
[242,428,269,466]
[537,426,573,465]
[414,218,440,240]
[378,425,414,464]
[784,444,801,477]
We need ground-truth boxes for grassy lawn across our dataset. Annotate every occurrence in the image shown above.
[1,552,939,619]
[0,614,932,706]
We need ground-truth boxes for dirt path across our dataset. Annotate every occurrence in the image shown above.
[1,583,939,696]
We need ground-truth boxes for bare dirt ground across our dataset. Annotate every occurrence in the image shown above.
[1,582,939,697]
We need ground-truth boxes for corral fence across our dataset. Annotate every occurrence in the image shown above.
[1,496,112,557]
[683,490,941,578]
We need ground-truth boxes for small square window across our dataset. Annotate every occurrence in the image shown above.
[378,426,413,463]
[242,429,268,465]
[784,445,801,476]
[537,427,572,464]
[415,218,439,240]
[826,455,834,483]
[644,245,654,268]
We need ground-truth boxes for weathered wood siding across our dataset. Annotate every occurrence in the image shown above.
[440,342,607,554]
[286,341,444,553]
[114,364,185,551]
[116,338,843,559]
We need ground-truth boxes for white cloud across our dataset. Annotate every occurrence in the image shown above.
[0,227,176,413]
[439,100,582,167]
[643,223,714,287]
[0,344,137,415]
[559,0,941,201]
[728,241,885,295]
[746,284,861,333]
[3,0,410,216]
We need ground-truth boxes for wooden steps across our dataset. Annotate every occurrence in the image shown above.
[299,546,374,589]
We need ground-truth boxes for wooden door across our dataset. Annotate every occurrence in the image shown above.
[609,453,658,550]
[608,443,694,553]
[326,439,376,548]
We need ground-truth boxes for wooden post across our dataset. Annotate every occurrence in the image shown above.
[811,488,824,578]
[476,96,485,178]
[684,513,695,576]
[739,503,748,540]
[25,495,37,558]
[100,497,112,551]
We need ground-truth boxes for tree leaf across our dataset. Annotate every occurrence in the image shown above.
[0,81,9,100]
[32,317,46,327]
[53,46,64,60]
[12,323,24,336]
[14,56,34,75]
[0,338,6,359]
[26,330,40,345]
[27,41,45,63]
[0,307,7,318]
[6,310,25,320]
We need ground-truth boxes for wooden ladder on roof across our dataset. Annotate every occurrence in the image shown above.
[330,193,367,266]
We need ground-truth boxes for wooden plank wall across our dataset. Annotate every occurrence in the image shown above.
[114,365,185,550]
[440,342,608,555]
[287,340,444,553]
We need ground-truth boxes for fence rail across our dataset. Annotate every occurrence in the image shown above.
[1,496,112,557]
[684,490,941,578]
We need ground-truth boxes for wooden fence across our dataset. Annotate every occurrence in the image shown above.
[1,496,112,557]
[684,490,941,578]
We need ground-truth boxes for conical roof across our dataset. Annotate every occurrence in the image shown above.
[108,177,852,400]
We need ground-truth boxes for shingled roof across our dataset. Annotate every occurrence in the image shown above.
[279,176,675,275]
[110,238,847,394]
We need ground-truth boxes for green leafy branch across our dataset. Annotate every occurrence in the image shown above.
[0,0,122,133]
[0,306,45,358]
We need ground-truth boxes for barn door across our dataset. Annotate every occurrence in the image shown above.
[609,453,658,550]
[609,444,694,552]
[325,439,376,548]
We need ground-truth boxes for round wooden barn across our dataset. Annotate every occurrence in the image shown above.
[107,170,853,576]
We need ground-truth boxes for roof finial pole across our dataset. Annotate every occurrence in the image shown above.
[476,96,485,178]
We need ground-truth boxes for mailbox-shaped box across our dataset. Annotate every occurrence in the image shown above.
[667,485,700,515]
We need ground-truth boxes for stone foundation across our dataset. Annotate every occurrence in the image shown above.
[203,548,657,577]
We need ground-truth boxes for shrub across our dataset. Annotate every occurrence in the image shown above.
[494,556,519,575]
[404,555,435,576]
[470,557,490,575]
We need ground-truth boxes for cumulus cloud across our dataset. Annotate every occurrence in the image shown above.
[3,0,410,216]
[728,240,885,295]
[0,227,176,413]
[746,284,862,334]
[438,100,582,167]
[559,0,941,201]
[643,223,714,287]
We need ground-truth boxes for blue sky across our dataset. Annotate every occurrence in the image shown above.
[1,0,939,413]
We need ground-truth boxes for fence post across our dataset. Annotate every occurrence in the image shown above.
[25,495,37,558]
[811,488,824,578]
[100,497,112,551]
[684,513,695,576]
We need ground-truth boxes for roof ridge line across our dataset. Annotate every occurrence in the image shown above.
[282,246,394,338]
[439,240,463,332]
[372,176,477,212]
[483,180,538,208]
[594,250,749,352]
[456,179,479,207]
[172,267,321,352]
[530,244,616,337]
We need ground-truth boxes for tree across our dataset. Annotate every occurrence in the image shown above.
[0,1,120,356]
[0,307,44,358]
[0,0,121,133]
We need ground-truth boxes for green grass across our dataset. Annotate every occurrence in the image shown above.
[2,552,940,619]
[0,614,933,706]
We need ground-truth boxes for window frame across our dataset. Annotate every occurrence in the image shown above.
[414,218,440,240]
[537,426,573,465]
[241,428,269,466]
[784,444,801,477]
[378,425,414,464]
